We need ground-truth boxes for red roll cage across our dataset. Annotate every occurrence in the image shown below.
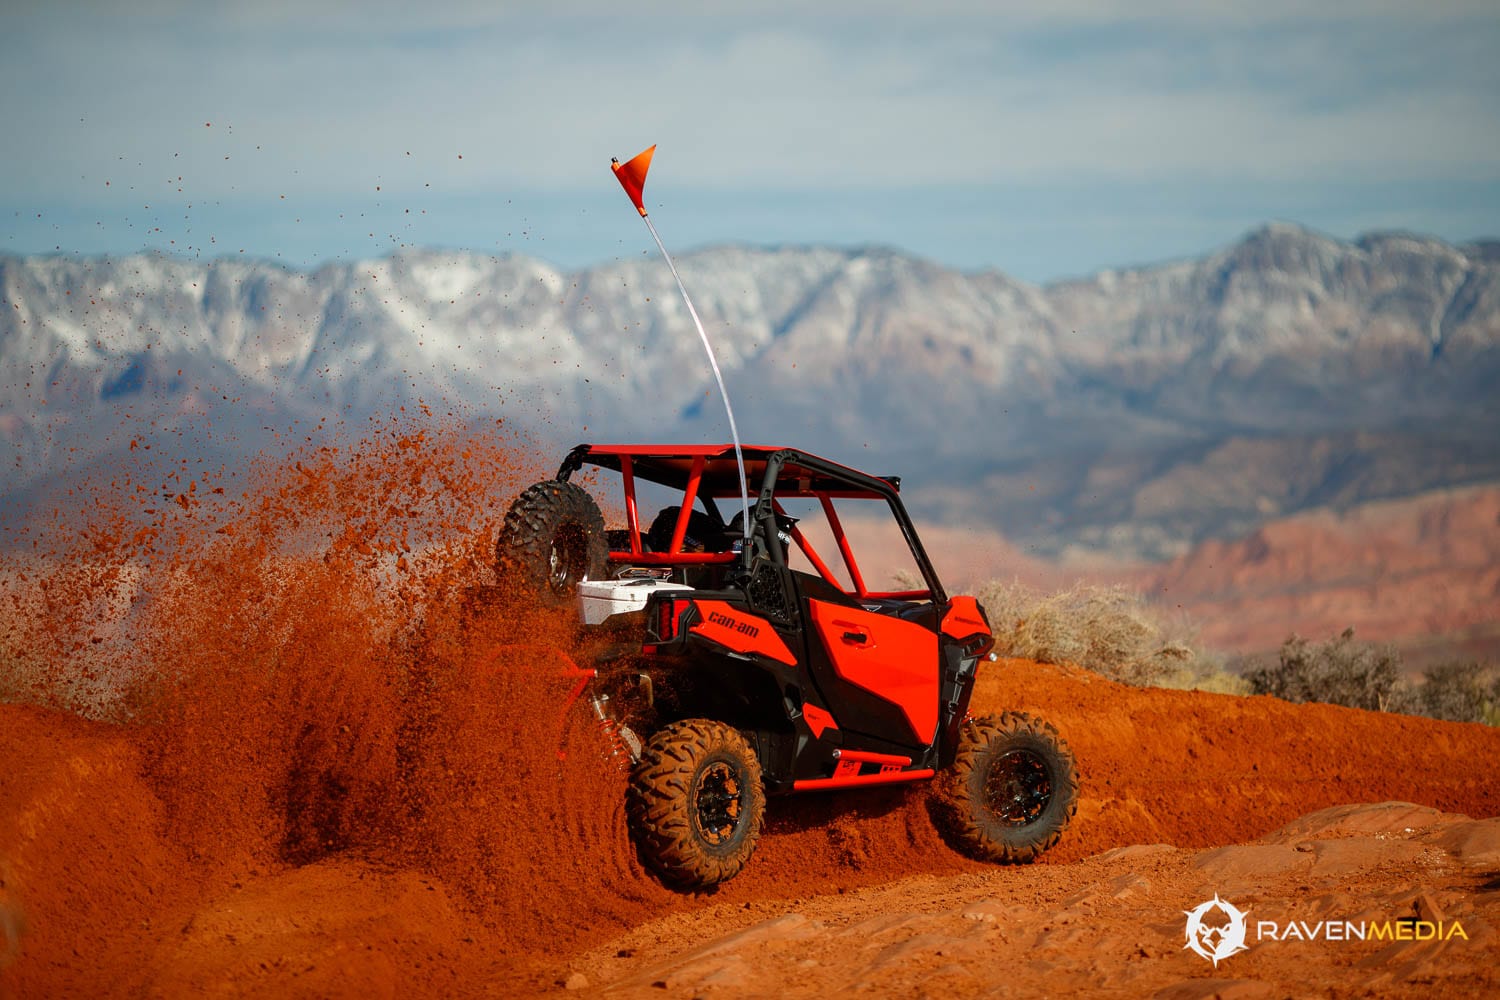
[557,444,941,603]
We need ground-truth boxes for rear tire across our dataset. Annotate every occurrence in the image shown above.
[626,719,765,889]
[936,712,1078,863]
[495,480,607,604]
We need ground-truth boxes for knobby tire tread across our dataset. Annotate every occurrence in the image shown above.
[626,718,765,890]
[937,711,1079,864]
[494,479,606,602]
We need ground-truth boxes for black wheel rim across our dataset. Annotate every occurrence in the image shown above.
[985,748,1052,826]
[547,524,586,594]
[694,761,743,845]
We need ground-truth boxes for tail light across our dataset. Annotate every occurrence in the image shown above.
[652,596,691,642]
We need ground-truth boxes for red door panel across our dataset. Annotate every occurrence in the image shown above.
[807,599,939,745]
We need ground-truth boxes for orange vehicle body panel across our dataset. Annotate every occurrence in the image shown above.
[940,596,990,641]
[807,600,939,744]
[802,703,837,738]
[690,600,797,666]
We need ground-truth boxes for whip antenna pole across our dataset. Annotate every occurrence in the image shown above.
[612,147,751,542]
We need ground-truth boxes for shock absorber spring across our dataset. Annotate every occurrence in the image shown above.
[590,692,643,771]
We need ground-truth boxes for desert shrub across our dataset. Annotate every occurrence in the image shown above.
[1245,628,1402,712]
[1155,660,1253,696]
[973,580,1221,687]
[1393,661,1499,725]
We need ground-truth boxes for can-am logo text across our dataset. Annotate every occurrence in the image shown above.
[708,611,759,638]
[1183,895,1250,967]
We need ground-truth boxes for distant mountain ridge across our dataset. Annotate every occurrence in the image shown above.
[1138,483,1500,663]
[3,223,1498,558]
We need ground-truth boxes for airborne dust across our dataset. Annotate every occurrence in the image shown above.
[6,421,634,916]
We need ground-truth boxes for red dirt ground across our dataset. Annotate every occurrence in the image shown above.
[3,660,1498,998]
[3,424,1498,996]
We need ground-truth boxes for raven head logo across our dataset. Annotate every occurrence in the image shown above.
[1183,894,1250,966]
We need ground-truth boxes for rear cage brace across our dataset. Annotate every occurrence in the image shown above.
[556,444,947,605]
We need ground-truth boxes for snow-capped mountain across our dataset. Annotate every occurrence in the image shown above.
[3,224,1498,557]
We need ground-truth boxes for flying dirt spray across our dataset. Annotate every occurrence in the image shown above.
[611,145,752,540]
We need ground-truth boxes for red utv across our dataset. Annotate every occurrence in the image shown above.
[495,443,1078,889]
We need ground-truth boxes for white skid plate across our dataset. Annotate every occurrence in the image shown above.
[578,578,693,625]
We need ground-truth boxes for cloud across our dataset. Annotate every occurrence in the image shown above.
[2,2,1495,275]
[68,0,1497,27]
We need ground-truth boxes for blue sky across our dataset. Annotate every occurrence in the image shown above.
[3,1,1497,283]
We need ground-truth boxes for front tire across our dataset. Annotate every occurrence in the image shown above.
[626,719,766,889]
[937,712,1078,863]
[494,480,607,604]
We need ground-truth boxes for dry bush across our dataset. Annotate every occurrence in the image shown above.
[1393,661,1500,725]
[1245,629,1402,712]
[973,580,1223,687]
[1155,660,1253,696]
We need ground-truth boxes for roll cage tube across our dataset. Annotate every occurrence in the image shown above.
[557,445,948,603]
[756,449,945,603]
[560,448,738,568]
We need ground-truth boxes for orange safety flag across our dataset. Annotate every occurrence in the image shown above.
[611,144,656,217]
